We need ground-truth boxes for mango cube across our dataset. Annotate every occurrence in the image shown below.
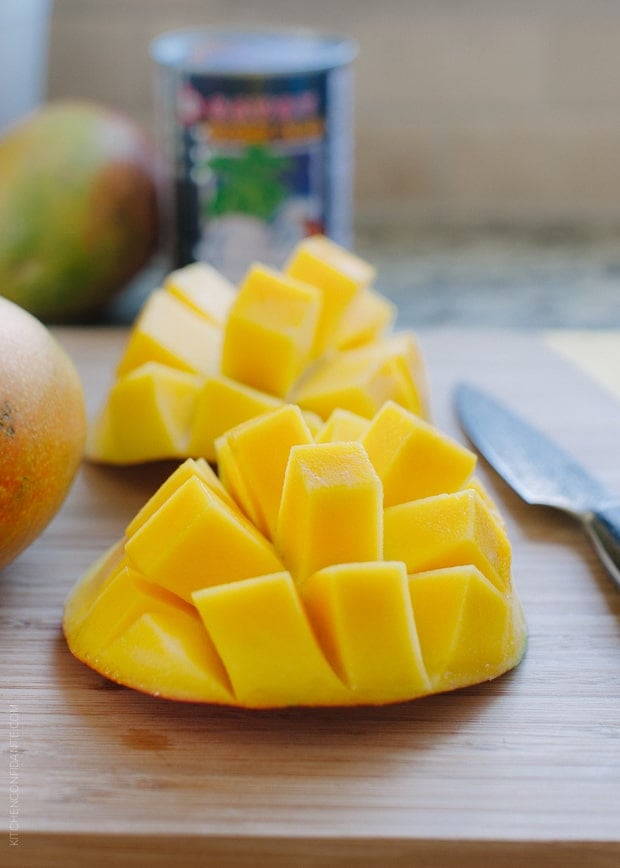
[193,572,349,708]
[88,362,202,464]
[302,561,430,702]
[65,553,234,703]
[187,375,283,463]
[164,261,236,325]
[384,488,512,592]
[125,457,238,538]
[70,562,192,651]
[215,405,314,539]
[276,442,383,584]
[408,566,516,690]
[285,234,375,355]
[106,609,233,703]
[315,408,371,443]
[125,475,283,602]
[221,264,321,397]
[116,289,222,378]
[291,339,427,420]
[362,400,477,506]
[333,286,396,350]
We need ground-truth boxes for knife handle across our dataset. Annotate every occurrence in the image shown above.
[582,504,620,592]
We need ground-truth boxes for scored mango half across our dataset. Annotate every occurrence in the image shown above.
[85,236,428,466]
[64,402,527,708]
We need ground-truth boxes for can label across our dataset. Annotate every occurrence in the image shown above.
[163,63,353,282]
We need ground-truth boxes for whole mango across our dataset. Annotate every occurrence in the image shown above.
[0,100,160,322]
[0,297,86,570]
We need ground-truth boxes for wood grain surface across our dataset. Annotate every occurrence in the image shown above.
[2,326,619,867]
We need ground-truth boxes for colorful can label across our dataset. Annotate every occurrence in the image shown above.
[151,29,357,282]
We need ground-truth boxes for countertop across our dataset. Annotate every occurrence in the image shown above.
[99,218,620,330]
[359,218,620,329]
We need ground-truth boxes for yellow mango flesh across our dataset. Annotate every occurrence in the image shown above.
[291,338,427,420]
[186,375,283,464]
[315,408,371,443]
[116,289,223,378]
[64,403,526,707]
[333,286,396,350]
[215,404,314,539]
[302,561,430,702]
[125,457,238,538]
[69,238,527,708]
[362,400,477,505]
[221,263,321,398]
[124,475,283,602]
[105,610,234,703]
[407,566,521,691]
[86,362,202,464]
[85,236,432,468]
[284,234,376,355]
[276,442,383,584]
[384,488,512,592]
[164,261,236,325]
[64,544,234,703]
[193,572,350,708]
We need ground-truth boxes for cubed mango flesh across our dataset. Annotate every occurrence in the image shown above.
[284,234,375,355]
[362,400,477,505]
[67,238,527,708]
[215,404,314,539]
[407,566,516,691]
[164,261,236,326]
[276,442,383,584]
[124,475,283,602]
[105,609,234,703]
[65,550,234,703]
[333,286,396,351]
[65,403,526,707]
[315,408,371,443]
[85,237,431,467]
[186,374,283,464]
[221,264,321,397]
[384,488,512,592]
[302,561,430,702]
[290,338,426,420]
[125,458,238,539]
[116,289,223,378]
[193,572,350,708]
[86,362,202,464]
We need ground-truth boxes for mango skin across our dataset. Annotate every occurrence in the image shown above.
[0,100,160,322]
[0,297,86,570]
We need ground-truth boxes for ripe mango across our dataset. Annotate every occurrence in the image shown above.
[63,404,527,708]
[0,100,160,322]
[0,298,86,570]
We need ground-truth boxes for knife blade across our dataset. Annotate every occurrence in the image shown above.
[454,382,620,591]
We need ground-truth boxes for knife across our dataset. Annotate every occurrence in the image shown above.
[454,382,620,592]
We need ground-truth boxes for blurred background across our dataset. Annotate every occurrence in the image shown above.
[46,0,620,223]
[12,0,620,324]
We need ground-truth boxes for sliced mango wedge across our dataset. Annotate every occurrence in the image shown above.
[86,236,429,466]
[64,403,527,708]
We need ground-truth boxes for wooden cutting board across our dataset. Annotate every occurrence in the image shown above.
[3,326,619,868]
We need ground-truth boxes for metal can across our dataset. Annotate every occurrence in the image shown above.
[150,28,358,282]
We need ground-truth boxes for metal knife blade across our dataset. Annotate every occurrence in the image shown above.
[454,382,620,591]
